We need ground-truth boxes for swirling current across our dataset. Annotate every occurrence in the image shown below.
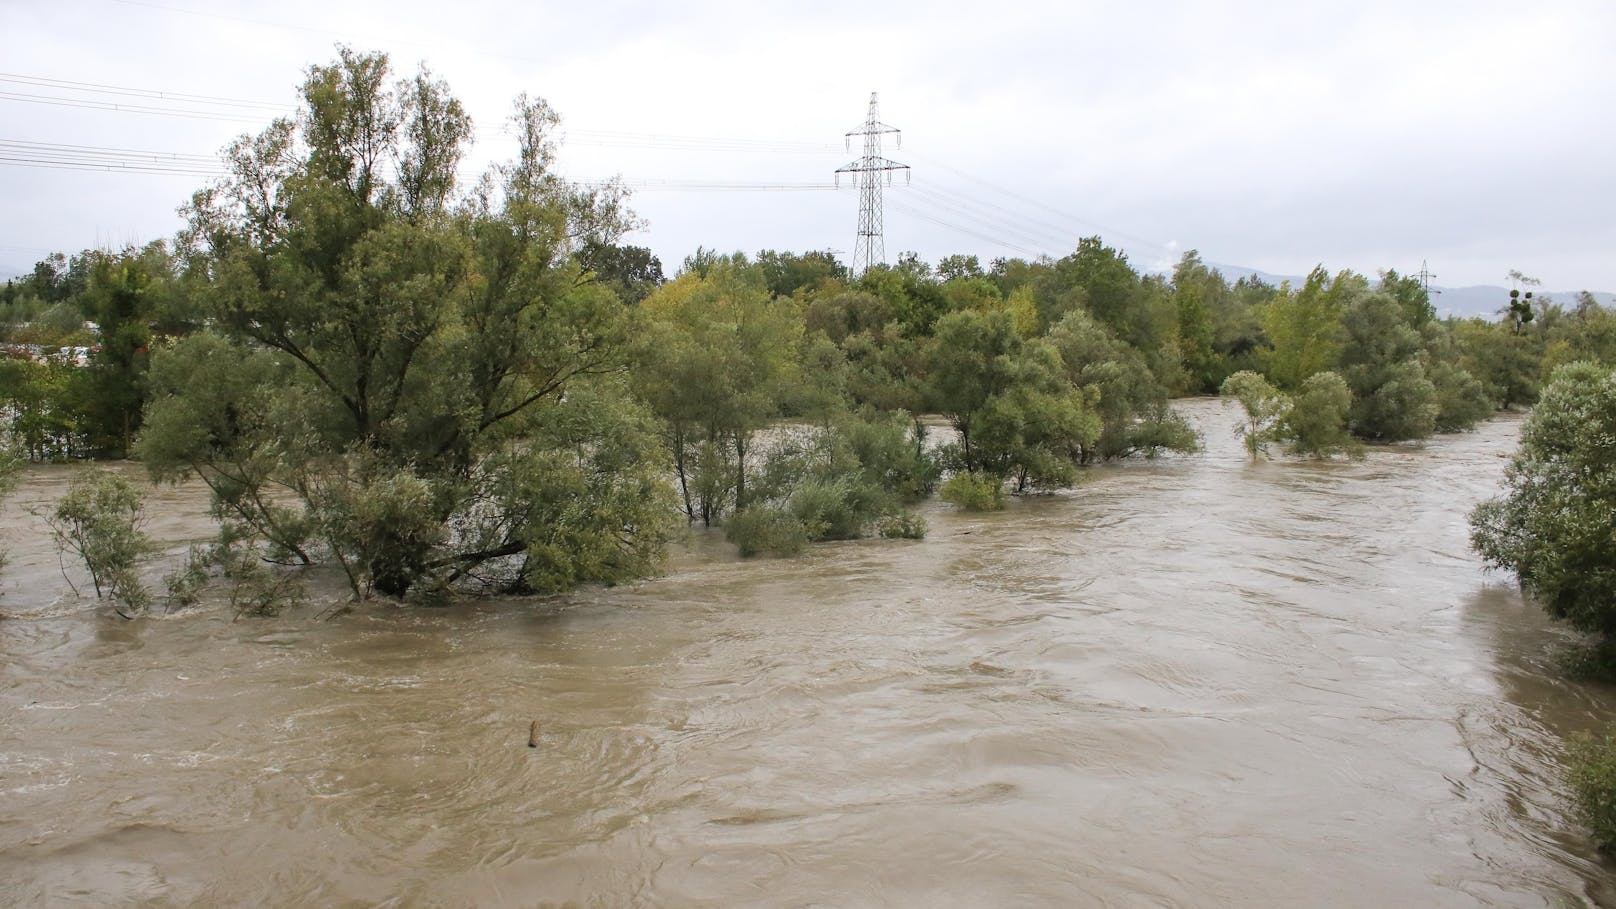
[1,399,1613,907]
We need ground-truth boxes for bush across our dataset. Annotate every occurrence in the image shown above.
[733,415,935,556]
[1429,361,1494,432]
[161,545,211,613]
[47,469,155,617]
[1470,362,1616,638]
[1282,371,1361,459]
[876,512,927,539]
[724,507,809,557]
[1567,726,1616,851]
[215,538,306,617]
[940,472,1005,511]
[1125,402,1201,459]
[788,476,877,541]
[1220,370,1290,460]
[1349,359,1438,441]
[840,410,941,502]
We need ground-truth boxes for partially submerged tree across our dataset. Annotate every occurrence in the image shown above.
[927,308,1099,493]
[139,49,675,600]
[47,469,155,617]
[1339,292,1438,441]
[79,244,171,457]
[1472,361,1616,849]
[1260,267,1348,391]
[1220,370,1290,461]
[631,265,804,526]
[724,412,932,556]
[1470,362,1616,639]
[1281,371,1360,459]
[1047,308,1198,464]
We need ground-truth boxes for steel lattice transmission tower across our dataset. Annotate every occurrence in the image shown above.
[835,92,909,277]
[1416,259,1442,297]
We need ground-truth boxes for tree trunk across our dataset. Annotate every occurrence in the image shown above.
[734,434,748,511]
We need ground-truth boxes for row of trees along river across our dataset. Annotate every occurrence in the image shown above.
[3,49,1616,903]
[2,52,1612,600]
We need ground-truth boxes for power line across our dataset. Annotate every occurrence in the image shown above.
[909,183,1079,250]
[906,149,1171,256]
[0,67,1207,270]
[0,72,837,155]
[0,138,220,163]
[902,185,1070,254]
[0,138,840,193]
[0,155,223,177]
[0,73,287,111]
[106,0,360,39]
[886,199,1042,258]
[566,129,834,154]
[576,178,836,192]
[0,90,276,124]
[101,0,554,68]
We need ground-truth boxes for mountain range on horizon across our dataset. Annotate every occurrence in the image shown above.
[1205,264,1615,320]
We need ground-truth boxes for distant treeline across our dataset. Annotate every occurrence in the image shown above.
[6,235,1612,463]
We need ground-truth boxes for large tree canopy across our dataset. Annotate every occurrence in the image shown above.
[139,49,675,599]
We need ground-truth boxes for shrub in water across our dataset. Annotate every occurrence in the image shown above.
[877,512,927,539]
[47,469,155,617]
[724,507,809,558]
[1568,725,1616,851]
[789,475,886,541]
[940,472,1005,511]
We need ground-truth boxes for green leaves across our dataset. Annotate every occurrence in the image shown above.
[1282,371,1360,459]
[138,49,670,601]
[47,470,155,615]
[1566,727,1616,851]
[1220,370,1290,460]
[1259,266,1345,391]
[632,266,806,525]
[1470,362,1616,638]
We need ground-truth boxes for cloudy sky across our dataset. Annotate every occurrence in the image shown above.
[4,0,1613,291]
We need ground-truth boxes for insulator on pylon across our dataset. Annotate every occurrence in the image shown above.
[833,93,906,278]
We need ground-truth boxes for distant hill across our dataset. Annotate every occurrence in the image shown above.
[1427,285,1616,319]
[1199,263,1613,321]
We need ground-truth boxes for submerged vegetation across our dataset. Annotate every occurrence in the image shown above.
[1470,363,1616,849]
[0,47,1613,608]
[0,45,1614,876]
[46,469,154,617]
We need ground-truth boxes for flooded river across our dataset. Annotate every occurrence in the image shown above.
[2,399,1613,906]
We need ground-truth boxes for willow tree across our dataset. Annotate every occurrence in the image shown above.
[927,308,1099,492]
[630,265,806,525]
[139,49,675,599]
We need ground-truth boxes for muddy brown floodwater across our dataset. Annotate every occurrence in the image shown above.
[2,399,1615,907]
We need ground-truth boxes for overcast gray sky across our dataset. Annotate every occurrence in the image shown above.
[4,0,1613,290]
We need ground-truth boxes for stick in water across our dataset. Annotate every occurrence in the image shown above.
[528,720,539,748]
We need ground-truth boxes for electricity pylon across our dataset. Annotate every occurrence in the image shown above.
[835,92,909,277]
[1416,260,1441,297]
